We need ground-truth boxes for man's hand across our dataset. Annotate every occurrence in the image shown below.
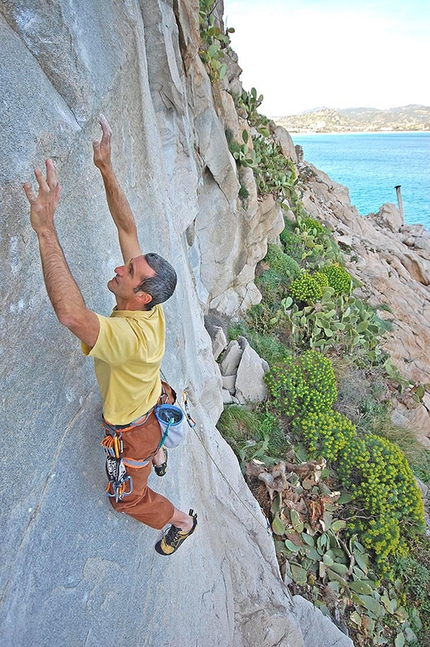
[23,156,100,347]
[23,159,61,232]
[93,114,113,172]
[92,114,141,261]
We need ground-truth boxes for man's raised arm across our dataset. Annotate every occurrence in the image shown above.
[92,115,141,263]
[24,160,100,348]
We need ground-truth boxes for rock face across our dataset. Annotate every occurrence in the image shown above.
[299,162,430,444]
[0,2,352,646]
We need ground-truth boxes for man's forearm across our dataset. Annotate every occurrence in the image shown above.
[93,116,141,261]
[37,227,87,324]
[99,166,137,236]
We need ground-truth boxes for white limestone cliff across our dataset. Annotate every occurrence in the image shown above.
[0,1,353,646]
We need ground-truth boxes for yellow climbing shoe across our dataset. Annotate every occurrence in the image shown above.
[155,510,197,555]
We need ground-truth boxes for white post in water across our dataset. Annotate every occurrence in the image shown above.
[395,185,404,219]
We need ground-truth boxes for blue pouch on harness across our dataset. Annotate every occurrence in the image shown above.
[155,404,185,449]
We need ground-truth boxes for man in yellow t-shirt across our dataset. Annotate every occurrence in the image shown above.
[24,115,197,555]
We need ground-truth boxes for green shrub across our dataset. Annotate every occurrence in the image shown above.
[265,244,300,278]
[396,553,430,646]
[252,136,297,204]
[318,264,352,295]
[294,410,356,461]
[238,183,249,201]
[299,216,326,236]
[257,247,300,306]
[284,292,389,361]
[265,350,338,417]
[312,271,330,288]
[199,0,234,81]
[217,405,288,463]
[337,434,425,576]
[289,272,323,304]
[280,223,305,263]
[228,320,292,365]
[280,213,343,271]
[233,87,270,136]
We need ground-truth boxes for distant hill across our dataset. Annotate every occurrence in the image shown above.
[274,105,430,133]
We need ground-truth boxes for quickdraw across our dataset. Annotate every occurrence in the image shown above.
[182,391,196,429]
[101,434,133,502]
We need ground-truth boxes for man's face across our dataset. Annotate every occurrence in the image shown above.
[108,255,155,309]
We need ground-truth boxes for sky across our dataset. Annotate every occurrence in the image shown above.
[222,0,430,116]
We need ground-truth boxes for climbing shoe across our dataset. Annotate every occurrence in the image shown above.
[153,448,168,477]
[155,510,198,555]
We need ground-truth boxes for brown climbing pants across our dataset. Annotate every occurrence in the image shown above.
[106,383,175,530]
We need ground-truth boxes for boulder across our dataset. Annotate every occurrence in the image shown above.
[211,325,228,361]
[270,123,298,164]
[222,374,236,393]
[372,202,404,232]
[220,340,243,376]
[235,339,268,404]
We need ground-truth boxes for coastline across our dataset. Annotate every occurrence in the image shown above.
[288,130,430,135]
[290,131,430,230]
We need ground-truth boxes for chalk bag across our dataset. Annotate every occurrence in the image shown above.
[155,404,185,449]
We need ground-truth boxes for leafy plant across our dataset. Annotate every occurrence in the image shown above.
[228,319,292,365]
[264,243,301,278]
[337,434,425,577]
[252,458,419,647]
[229,129,259,168]
[289,271,324,305]
[233,87,270,136]
[265,350,338,417]
[256,247,300,307]
[252,135,298,207]
[395,543,430,646]
[199,0,234,81]
[280,217,341,268]
[294,410,356,461]
[217,405,289,465]
[300,216,326,236]
[318,263,352,295]
[280,221,308,264]
[282,291,390,360]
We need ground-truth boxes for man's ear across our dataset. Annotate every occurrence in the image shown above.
[136,291,152,307]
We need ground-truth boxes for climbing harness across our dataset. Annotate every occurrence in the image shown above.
[100,374,266,533]
[101,384,189,501]
[101,394,167,502]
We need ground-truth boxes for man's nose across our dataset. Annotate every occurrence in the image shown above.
[114,265,124,275]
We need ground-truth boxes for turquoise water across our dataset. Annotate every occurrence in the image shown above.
[291,132,430,230]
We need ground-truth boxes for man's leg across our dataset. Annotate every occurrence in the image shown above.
[169,508,194,532]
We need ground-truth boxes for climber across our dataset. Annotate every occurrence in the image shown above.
[23,114,197,555]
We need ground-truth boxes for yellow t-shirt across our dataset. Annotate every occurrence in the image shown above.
[82,304,165,425]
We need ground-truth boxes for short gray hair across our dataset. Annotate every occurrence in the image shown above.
[134,253,177,309]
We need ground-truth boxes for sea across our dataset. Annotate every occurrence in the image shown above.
[291,132,430,231]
